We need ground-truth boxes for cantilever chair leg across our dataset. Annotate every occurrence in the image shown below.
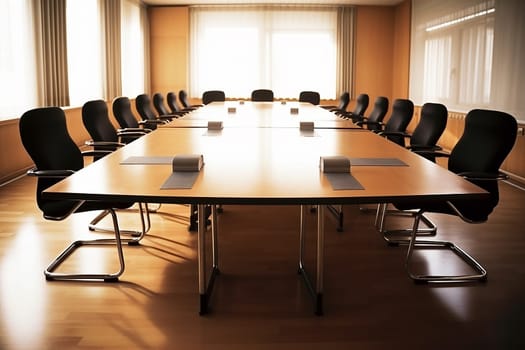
[88,203,152,237]
[375,203,437,245]
[404,210,487,283]
[45,204,148,282]
[310,205,344,232]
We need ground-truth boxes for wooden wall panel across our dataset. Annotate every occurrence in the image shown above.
[149,6,189,96]
[354,6,395,112]
[392,0,411,100]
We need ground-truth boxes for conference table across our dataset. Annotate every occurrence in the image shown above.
[43,101,488,315]
[164,100,361,129]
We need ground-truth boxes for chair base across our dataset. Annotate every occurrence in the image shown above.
[404,210,487,283]
[311,205,344,232]
[189,204,212,232]
[45,206,147,282]
[88,203,152,237]
[375,203,437,245]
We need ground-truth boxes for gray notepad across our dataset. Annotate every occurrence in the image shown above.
[121,156,173,165]
[349,158,408,166]
[325,173,364,190]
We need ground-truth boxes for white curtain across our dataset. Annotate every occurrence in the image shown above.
[410,0,524,121]
[121,0,147,97]
[0,0,39,119]
[189,5,338,100]
[66,0,104,106]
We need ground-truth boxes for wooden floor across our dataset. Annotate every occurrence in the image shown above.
[1,175,525,349]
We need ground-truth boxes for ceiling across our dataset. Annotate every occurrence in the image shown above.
[143,0,404,6]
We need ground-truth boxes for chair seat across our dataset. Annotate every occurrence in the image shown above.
[40,199,134,219]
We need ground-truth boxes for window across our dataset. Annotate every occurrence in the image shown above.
[190,6,337,100]
[66,0,104,106]
[412,0,495,111]
[410,0,524,121]
[0,0,38,120]
[121,0,147,98]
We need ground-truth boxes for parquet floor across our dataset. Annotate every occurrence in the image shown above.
[1,175,524,349]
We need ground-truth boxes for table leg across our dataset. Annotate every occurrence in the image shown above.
[316,204,325,316]
[298,205,324,315]
[198,204,207,315]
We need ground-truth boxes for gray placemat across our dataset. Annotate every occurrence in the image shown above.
[325,173,364,190]
[349,158,408,166]
[121,156,173,165]
[161,172,200,189]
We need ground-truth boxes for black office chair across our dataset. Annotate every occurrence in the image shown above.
[82,100,146,154]
[321,91,350,114]
[19,107,149,282]
[299,91,321,105]
[112,96,154,135]
[81,99,152,235]
[153,92,188,118]
[382,109,517,282]
[251,89,274,102]
[355,96,389,131]
[202,90,226,105]
[178,89,202,110]
[376,102,448,240]
[165,91,195,115]
[406,103,448,159]
[377,98,414,146]
[136,94,178,129]
[341,93,370,121]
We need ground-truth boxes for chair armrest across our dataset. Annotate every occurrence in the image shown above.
[81,150,113,158]
[411,149,450,158]
[408,144,442,152]
[27,168,75,178]
[356,120,383,128]
[457,171,509,181]
[377,131,411,138]
[116,130,148,138]
[141,119,167,124]
[117,127,152,133]
[85,141,125,148]
[162,112,187,117]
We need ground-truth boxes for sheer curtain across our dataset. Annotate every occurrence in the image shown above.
[410,0,524,121]
[189,5,338,100]
[121,0,148,97]
[0,0,39,119]
[66,0,104,107]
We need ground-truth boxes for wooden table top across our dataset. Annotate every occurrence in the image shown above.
[44,127,488,205]
[162,101,361,129]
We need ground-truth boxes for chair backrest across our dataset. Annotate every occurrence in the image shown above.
[82,100,118,143]
[448,109,517,221]
[337,92,350,111]
[113,96,140,129]
[202,90,226,105]
[19,107,83,214]
[179,89,191,108]
[299,91,320,105]
[167,91,181,113]
[410,102,448,148]
[153,93,170,116]
[352,94,369,116]
[383,98,414,145]
[135,94,158,121]
[364,96,389,131]
[251,89,274,102]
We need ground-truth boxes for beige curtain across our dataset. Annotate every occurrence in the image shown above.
[336,6,355,98]
[140,1,150,94]
[102,0,122,100]
[39,0,69,106]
